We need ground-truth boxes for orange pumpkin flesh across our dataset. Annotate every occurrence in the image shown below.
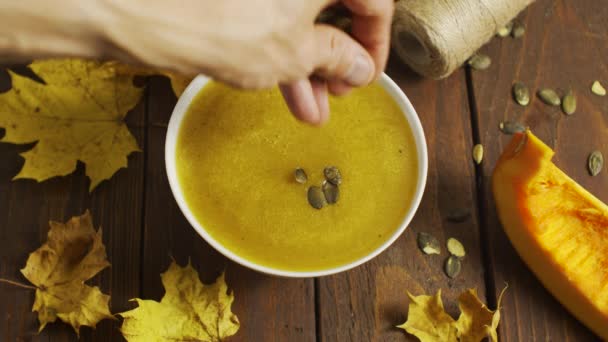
[492,130,608,340]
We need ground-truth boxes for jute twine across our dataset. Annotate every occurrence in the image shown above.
[392,0,534,79]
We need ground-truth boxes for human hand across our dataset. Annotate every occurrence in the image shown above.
[97,0,394,124]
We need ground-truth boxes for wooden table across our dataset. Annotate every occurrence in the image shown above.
[1,1,606,341]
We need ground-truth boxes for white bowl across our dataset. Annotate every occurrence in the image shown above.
[165,73,428,278]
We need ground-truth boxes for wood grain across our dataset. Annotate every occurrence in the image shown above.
[317,61,488,341]
[0,67,145,341]
[141,77,316,342]
[469,0,607,340]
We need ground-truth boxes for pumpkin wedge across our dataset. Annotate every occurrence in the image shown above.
[492,130,608,340]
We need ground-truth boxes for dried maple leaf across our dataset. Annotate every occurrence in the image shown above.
[119,261,240,342]
[398,287,506,342]
[20,211,113,335]
[0,59,143,191]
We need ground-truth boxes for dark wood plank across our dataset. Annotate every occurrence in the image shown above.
[470,1,607,340]
[142,77,316,342]
[0,68,145,341]
[317,61,487,341]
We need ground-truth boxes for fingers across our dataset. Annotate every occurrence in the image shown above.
[279,79,329,125]
[313,24,375,87]
[341,0,394,78]
[328,80,352,96]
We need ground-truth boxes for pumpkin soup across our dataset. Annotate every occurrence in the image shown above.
[176,82,417,272]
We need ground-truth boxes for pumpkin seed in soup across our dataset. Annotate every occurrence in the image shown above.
[307,186,326,209]
[294,168,308,184]
[322,181,340,204]
[324,166,342,185]
[588,151,604,176]
[562,91,576,115]
[417,232,441,255]
[468,54,491,70]
[512,82,530,106]
[444,256,462,278]
[537,88,561,106]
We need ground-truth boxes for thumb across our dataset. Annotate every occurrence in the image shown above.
[313,25,375,87]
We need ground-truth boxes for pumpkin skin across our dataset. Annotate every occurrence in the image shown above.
[492,130,608,340]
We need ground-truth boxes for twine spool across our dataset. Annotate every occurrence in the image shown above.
[392,0,534,79]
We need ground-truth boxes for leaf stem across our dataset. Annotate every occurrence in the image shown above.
[0,278,36,290]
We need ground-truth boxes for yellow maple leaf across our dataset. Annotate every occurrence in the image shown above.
[110,62,192,97]
[397,290,458,341]
[20,211,114,335]
[0,59,143,191]
[398,287,507,342]
[119,261,240,342]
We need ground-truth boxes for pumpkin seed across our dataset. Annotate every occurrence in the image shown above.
[473,144,484,164]
[511,21,525,38]
[417,232,441,255]
[446,238,466,258]
[499,121,525,135]
[446,208,471,223]
[537,88,561,106]
[496,22,513,37]
[562,91,576,115]
[468,53,491,70]
[324,166,342,185]
[591,81,606,96]
[294,168,308,184]
[307,186,326,209]
[444,256,462,279]
[512,82,530,106]
[322,181,340,204]
[588,151,604,176]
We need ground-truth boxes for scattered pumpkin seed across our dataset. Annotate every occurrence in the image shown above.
[496,22,513,37]
[511,21,525,38]
[512,82,530,106]
[417,232,441,255]
[588,150,604,176]
[473,144,484,164]
[537,88,561,106]
[307,186,326,209]
[446,238,466,258]
[499,121,525,135]
[322,181,340,204]
[561,91,576,115]
[324,166,342,185]
[446,208,471,223]
[294,168,308,184]
[444,256,462,279]
[468,53,491,70]
[591,81,606,96]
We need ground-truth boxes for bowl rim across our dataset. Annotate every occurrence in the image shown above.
[165,73,428,278]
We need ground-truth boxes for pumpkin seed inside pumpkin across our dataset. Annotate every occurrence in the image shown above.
[417,232,441,255]
[307,186,326,209]
[588,151,604,176]
[444,256,462,278]
[324,166,342,185]
[446,238,466,258]
[562,91,576,115]
[468,54,491,70]
[538,88,561,106]
[591,81,606,96]
[294,168,308,184]
[322,181,340,204]
[512,82,530,106]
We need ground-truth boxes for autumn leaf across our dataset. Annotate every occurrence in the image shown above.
[19,211,114,335]
[398,287,507,342]
[119,261,240,342]
[397,290,458,341]
[0,59,143,191]
[111,62,192,97]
